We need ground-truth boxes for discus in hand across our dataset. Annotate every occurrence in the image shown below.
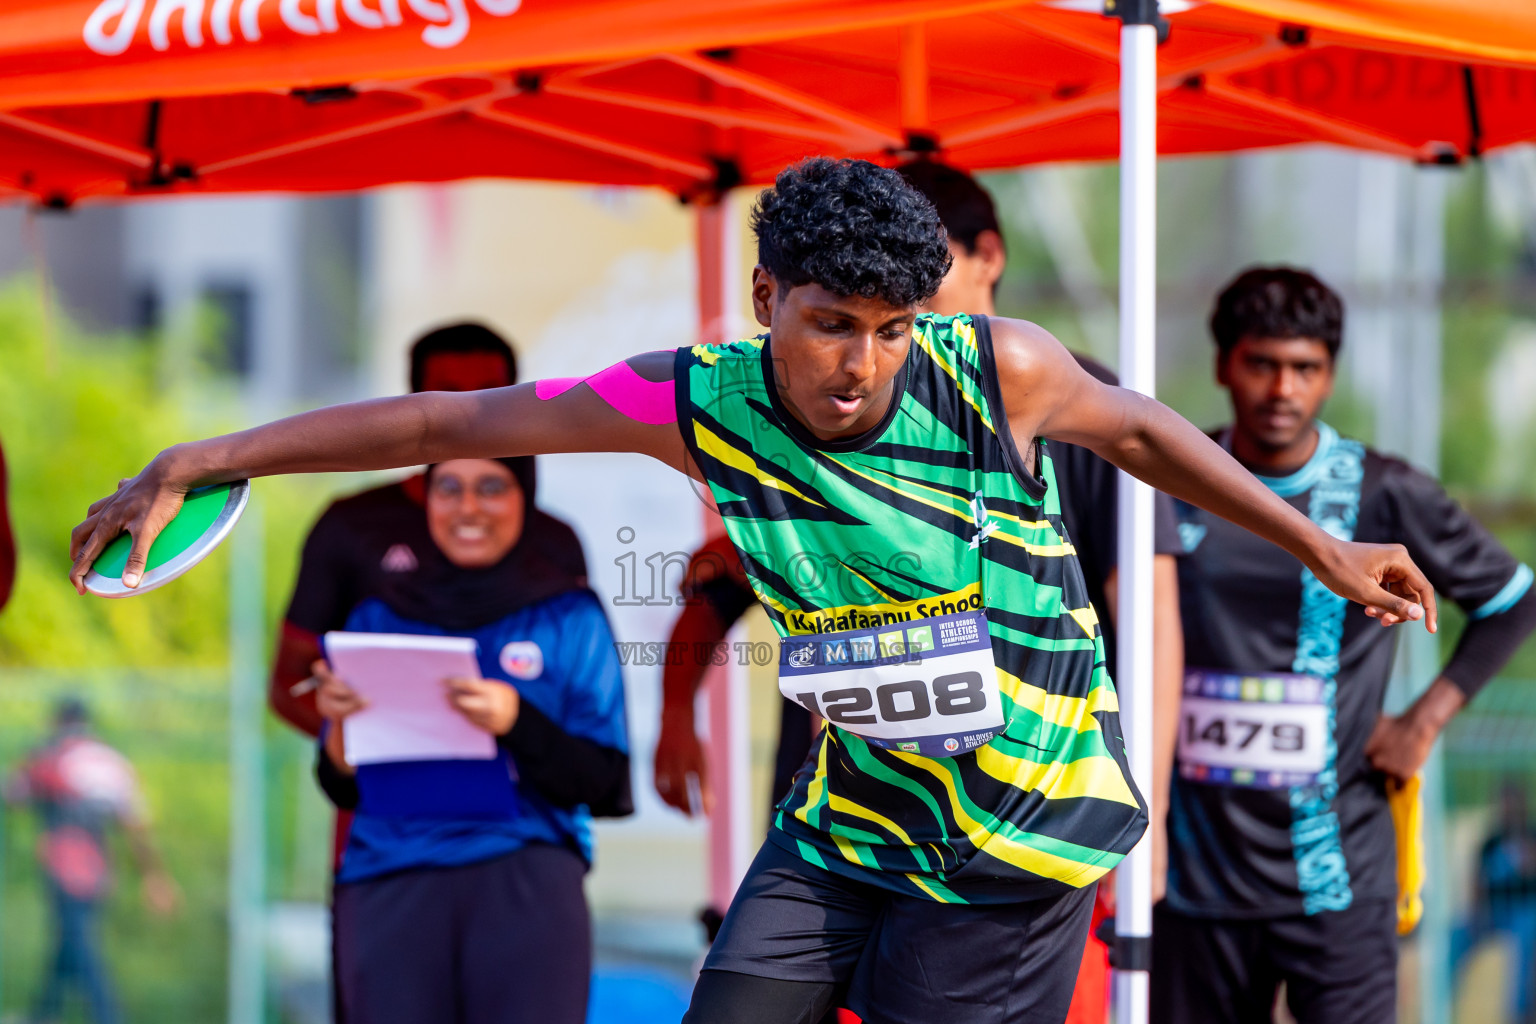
[83,480,250,598]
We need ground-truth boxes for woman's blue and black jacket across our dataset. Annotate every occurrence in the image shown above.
[317,589,632,884]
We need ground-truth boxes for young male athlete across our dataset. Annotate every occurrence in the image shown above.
[1154,267,1536,1024]
[652,160,1186,1023]
[73,160,1439,1024]
[269,323,587,735]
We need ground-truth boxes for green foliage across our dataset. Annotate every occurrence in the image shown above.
[1437,169,1536,682]
[0,283,232,666]
[0,282,351,1020]
[0,281,342,667]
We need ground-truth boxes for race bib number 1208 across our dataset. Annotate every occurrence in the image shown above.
[778,610,1004,758]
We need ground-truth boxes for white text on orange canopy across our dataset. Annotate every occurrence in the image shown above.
[84,0,521,57]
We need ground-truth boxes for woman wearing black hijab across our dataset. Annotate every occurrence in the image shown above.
[313,456,631,1024]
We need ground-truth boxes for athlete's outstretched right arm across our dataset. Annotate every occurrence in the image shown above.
[69,352,686,593]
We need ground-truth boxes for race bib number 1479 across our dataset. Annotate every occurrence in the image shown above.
[1178,669,1329,789]
[778,610,1004,758]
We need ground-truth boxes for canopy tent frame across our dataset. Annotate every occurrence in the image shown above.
[5,4,1522,207]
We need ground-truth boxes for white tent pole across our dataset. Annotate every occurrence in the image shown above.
[1113,4,1158,1024]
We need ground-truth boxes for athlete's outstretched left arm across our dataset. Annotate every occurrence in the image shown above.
[988,317,1437,631]
[70,353,687,593]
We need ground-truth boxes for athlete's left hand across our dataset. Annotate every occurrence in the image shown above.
[1365,677,1466,783]
[1313,539,1438,632]
[446,676,520,735]
[1364,714,1437,784]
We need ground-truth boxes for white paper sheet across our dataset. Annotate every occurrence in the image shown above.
[324,632,497,765]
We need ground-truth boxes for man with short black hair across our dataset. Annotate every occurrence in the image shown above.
[407,321,521,394]
[1154,266,1536,1024]
[269,322,585,734]
[77,159,1440,1024]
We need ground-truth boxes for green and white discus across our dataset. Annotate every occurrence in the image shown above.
[84,480,250,598]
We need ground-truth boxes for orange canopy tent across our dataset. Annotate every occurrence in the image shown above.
[1,0,1536,205]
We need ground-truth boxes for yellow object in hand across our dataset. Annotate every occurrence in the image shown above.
[1390,773,1425,936]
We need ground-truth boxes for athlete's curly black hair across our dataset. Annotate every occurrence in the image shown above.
[750,157,952,307]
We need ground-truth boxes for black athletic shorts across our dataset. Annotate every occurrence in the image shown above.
[1150,899,1397,1024]
[688,840,1097,1024]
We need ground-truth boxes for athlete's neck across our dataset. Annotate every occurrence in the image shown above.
[1229,421,1321,476]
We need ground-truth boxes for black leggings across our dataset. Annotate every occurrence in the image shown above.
[683,971,838,1024]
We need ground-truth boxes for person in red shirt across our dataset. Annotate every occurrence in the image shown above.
[6,698,177,1024]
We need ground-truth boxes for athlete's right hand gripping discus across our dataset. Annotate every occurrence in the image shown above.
[83,480,250,598]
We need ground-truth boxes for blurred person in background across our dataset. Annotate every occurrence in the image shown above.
[1458,778,1536,1023]
[313,456,630,1024]
[1155,267,1536,1024]
[271,322,587,736]
[652,159,1185,1024]
[5,697,177,1024]
[269,324,587,1020]
[1,436,15,612]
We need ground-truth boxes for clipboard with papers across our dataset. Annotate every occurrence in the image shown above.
[323,632,498,766]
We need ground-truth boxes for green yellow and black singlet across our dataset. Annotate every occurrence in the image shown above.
[675,313,1147,904]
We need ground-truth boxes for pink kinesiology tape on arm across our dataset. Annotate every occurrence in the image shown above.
[534,358,677,425]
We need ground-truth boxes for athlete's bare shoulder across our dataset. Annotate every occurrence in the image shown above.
[500,346,688,469]
[983,317,1090,441]
[626,349,678,381]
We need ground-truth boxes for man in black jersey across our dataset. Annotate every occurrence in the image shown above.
[1153,267,1536,1024]
[269,323,587,736]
